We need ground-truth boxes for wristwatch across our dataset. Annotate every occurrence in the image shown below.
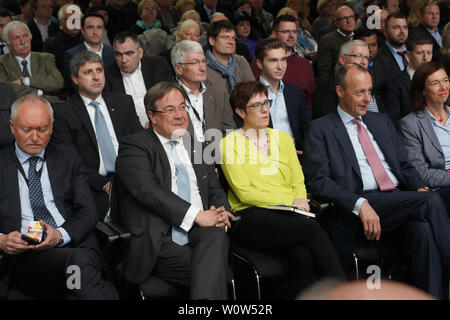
[57,236,64,247]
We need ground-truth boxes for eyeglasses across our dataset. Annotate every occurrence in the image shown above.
[179,59,207,67]
[151,105,188,114]
[343,54,370,62]
[246,99,272,112]
[335,15,355,22]
[276,29,299,35]
[217,34,237,41]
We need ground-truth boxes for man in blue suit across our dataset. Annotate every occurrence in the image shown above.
[251,38,312,155]
[303,63,450,299]
[63,13,114,94]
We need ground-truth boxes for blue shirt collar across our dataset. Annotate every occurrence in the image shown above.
[259,76,284,93]
[337,105,362,124]
[14,142,45,165]
[385,41,406,55]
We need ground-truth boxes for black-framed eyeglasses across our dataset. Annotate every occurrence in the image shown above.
[246,99,272,112]
[335,15,355,22]
[343,54,370,62]
[178,59,207,67]
[151,105,188,114]
[276,29,299,35]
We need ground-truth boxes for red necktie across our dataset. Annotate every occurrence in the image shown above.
[352,118,396,191]
[396,51,408,70]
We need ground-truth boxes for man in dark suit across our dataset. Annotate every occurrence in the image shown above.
[104,31,173,128]
[115,81,233,299]
[171,39,235,145]
[51,50,142,221]
[27,0,58,52]
[252,38,311,154]
[375,12,409,76]
[0,94,118,299]
[382,32,433,127]
[63,13,114,94]
[304,64,450,299]
[0,82,18,150]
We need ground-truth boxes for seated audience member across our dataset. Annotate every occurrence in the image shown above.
[0,82,17,150]
[0,21,64,101]
[312,40,382,119]
[204,19,254,99]
[250,0,273,39]
[115,81,234,300]
[0,8,13,55]
[129,0,168,36]
[52,50,142,221]
[0,94,118,300]
[63,13,114,94]
[27,0,59,52]
[409,0,443,63]
[285,0,313,34]
[317,5,356,78]
[440,22,450,75]
[85,5,112,46]
[166,10,208,50]
[400,61,450,215]
[138,27,168,56]
[276,7,317,61]
[106,0,138,42]
[252,14,315,108]
[383,32,434,127]
[12,0,33,24]
[312,0,338,42]
[252,38,311,154]
[233,10,260,61]
[42,3,83,76]
[175,0,196,20]
[171,40,235,143]
[155,0,178,32]
[303,63,450,299]
[196,0,232,23]
[219,80,345,298]
[104,31,173,128]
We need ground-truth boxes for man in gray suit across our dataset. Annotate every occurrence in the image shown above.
[171,40,235,146]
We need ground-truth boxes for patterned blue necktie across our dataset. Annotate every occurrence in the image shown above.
[21,60,30,78]
[28,156,57,228]
[90,100,116,173]
[168,141,190,246]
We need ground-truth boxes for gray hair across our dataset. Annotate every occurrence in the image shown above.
[339,39,369,55]
[2,21,32,45]
[70,50,103,77]
[176,19,200,39]
[144,81,185,113]
[171,39,204,67]
[10,94,53,122]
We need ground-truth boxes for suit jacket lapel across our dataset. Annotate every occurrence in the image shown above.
[30,52,37,76]
[102,93,121,138]
[141,59,153,90]
[44,145,66,217]
[331,112,362,180]
[4,148,23,230]
[70,95,98,150]
[111,63,126,93]
[418,110,444,154]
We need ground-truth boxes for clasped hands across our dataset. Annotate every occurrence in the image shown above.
[0,220,62,255]
[194,206,235,230]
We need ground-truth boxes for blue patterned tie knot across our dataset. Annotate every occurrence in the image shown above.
[21,60,30,78]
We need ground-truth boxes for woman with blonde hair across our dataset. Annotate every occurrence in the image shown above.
[130,0,168,35]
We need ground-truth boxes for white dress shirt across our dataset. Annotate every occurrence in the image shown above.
[34,18,50,42]
[80,94,119,176]
[154,130,204,232]
[84,41,103,58]
[179,81,206,142]
[121,61,148,127]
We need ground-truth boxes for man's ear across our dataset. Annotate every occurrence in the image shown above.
[71,74,78,86]
[208,36,215,48]
[9,119,14,136]
[256,58,263,71]
[335,85,344,99]
[173,63,183,77]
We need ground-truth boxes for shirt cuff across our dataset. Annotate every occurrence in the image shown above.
[56,227,71,246]
[37,89,43,96]
[23,77,30,86]
[179,205,201,232]
[352,197,368,216]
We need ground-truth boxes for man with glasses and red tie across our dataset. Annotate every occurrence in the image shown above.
[304,63,450,299]
[317,5,356,78]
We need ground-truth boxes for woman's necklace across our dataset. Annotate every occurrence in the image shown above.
[240,128,270,156]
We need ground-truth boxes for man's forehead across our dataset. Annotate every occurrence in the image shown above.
[156,89,184,106]
[278,21,296,29]
[387,18,407,28]
[81,61,103,70]
[85,17,104,26]
[336,7,353,17]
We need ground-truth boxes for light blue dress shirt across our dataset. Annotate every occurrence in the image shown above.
[385,41,409,71]
[427,106,450,169]
[427,27,442,47]
[259,76,295,144]
[16,144,70,245]
[337,107,399,215]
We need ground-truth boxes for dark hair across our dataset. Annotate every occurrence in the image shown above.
[144,82,185,113]
[354,27,377,39]
[207,19,235,40]
[385,11,407,29]
[272,14,297,31]
[335,63,370,88]
[254,38,287,62]
[229,80,268,113]
[70,50,103,77]
[86,4,108,15]
[81,13,105,28]
[113,31,142,48]
[410,61,447,111]
[0,8,12,19]
[405,30,433,52]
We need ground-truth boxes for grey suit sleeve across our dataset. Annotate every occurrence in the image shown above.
[400,117,450,188]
